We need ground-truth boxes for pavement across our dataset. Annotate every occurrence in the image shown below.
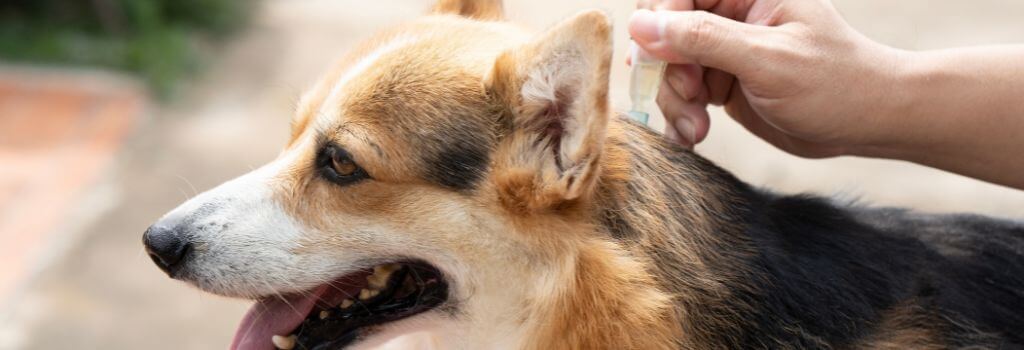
[0,69,141,303]
[0,1,1022,349]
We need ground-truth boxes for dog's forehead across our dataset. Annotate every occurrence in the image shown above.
[338,37,491,129]
[294,17,526,190]
[298,18,525,126]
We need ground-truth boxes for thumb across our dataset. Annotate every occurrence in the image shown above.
[629,9,768,76]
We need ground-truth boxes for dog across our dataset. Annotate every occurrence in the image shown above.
[142,1,1024,349]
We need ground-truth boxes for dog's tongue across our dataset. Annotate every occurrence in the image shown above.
[230,286,326,350]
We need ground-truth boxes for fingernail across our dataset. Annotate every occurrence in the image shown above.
[629,10,663,43]
[664,124,680,143]
[674,117,697,147]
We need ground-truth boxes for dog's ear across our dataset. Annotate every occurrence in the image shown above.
[432,0,504,20]
[488,10,613,213]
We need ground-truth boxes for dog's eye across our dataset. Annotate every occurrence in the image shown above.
[332,156,358,177]
[318,145,369,185]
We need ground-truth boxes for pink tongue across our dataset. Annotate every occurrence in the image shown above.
[230,286,326,350]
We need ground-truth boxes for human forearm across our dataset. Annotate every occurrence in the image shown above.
[858,46,1024,189]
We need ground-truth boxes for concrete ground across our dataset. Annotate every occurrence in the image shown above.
[1,1,1022,349]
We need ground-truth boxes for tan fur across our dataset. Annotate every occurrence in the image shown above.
[276,16,523,228]
[526,238,681,350]
[855,300,1007,350]
[855,302,946,350]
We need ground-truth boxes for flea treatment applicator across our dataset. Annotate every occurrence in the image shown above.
[627,40,667,125]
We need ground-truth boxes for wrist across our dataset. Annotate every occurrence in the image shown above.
[843,45,926,160]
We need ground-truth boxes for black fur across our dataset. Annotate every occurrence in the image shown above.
[422,122,491,192]
[609,119,1024,348]
[426,138,489,191]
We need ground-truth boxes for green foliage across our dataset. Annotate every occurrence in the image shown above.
[0,0,250,96]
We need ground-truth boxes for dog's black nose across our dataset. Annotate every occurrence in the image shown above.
[143,224,191,276]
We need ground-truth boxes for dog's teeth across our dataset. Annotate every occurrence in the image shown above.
[376,263,402,274]
[367,263,401,289]
[271,334,296,350]
[340,299,354,309]
[319,310,330,320]
[366,276,387,290]
[358,288,379,300]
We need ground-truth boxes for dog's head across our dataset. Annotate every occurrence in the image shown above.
[144,2,670,349]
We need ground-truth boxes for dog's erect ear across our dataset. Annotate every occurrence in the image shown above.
[432,0,504,20]
[488,10,613,213]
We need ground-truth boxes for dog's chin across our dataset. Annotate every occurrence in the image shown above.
[228,261,450,350]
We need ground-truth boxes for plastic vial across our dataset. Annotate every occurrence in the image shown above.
[627,40,667,126]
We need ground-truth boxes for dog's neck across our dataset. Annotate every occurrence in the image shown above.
[513,118,761,349]
[521,235,682,350]
[584,118,767,348]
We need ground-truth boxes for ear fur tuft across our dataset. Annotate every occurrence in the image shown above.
[488,10,614,213]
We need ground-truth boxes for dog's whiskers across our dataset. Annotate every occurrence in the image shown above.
[172,173,200,198]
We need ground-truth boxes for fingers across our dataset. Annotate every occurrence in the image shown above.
[663,116,684,144]
[704,68,734,106]
[657,78,710,148]
[664,64,706,102]
[638,0,761,16]
[663,65,735,105]
[654,0,694,11]
[629,9,769,76]
[703,0,762,22]
[635,0,694,11]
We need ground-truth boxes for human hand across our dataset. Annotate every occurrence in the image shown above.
[630,0,904,157]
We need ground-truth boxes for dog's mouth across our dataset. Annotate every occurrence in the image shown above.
[230,261,448,350]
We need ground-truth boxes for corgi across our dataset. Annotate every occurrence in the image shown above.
[143,1,1024,349]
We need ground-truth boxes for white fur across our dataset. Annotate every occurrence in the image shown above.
[518,51,591,166]
[158,147,332,298]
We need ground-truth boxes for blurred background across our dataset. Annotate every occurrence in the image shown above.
[0,0,1022,349]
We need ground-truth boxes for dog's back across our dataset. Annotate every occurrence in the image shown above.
[854,208,1024,346]
[608,120,1024,349]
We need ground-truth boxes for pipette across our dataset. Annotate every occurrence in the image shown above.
[627,40,667,125]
